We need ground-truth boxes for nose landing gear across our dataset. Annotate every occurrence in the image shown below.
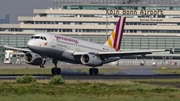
[40,58,46,68]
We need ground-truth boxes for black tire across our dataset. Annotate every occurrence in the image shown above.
[57,68,61,75]
[89,68,93,75]
[94,68,99,75]
[40,64,45,68]
[42,64,46,68]
[51,68,56,75]
[40,64,42,68]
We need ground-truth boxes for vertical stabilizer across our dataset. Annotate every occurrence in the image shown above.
[104,16,126,51]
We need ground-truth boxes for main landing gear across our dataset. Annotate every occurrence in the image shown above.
[40,58,46,68]
[89,67,99,75]
[51,59,61,75]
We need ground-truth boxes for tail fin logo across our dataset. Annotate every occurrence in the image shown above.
[104,16,126,51]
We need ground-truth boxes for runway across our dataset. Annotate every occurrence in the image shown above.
[1,63,180,80]
[1,74,180,80]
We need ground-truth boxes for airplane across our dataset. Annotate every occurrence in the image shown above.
[4,16,168,75]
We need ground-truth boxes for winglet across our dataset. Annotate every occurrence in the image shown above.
[104,16,126,51]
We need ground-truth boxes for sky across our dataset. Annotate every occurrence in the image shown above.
[0,0,49,23]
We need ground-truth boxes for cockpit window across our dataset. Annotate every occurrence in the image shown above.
[34,36,40,39]
[31,36,47,40]
[31,36,34,39]
[44,37,47,40]
[40,36,44,40]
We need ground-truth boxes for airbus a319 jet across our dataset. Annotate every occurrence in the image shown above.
[4,16,168,75]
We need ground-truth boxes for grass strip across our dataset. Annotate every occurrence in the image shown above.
[0,79,180,101]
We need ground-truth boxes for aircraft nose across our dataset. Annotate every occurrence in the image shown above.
[27,40,35,49]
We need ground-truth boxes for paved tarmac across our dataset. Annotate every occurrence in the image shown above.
[0,63,115,69]
[0,63,180,80]
[0,74,180,80]
[0,63,179,69]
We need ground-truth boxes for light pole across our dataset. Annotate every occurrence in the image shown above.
[106,9,108,40]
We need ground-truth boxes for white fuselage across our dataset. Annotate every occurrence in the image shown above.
[27,33,117,64]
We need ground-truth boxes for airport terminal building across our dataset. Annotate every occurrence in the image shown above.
[0,0,180,63]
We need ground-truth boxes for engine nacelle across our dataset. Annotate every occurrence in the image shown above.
[24,52,42,65]
[80,54,102,67]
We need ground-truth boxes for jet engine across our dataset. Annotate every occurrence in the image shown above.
[24,52,42,65]
[80,54,102,66]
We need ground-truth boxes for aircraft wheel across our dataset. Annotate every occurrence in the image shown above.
[42,64,46,68]
[40,64,42,68]
[94,68,99,75]
[89,68,93,75]
[40,64,45,68]
[57,68,61,75]
[51,68,56,75]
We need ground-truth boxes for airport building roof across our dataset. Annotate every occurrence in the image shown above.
[48,0,180,5]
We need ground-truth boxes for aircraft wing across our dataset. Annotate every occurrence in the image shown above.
[73,49,169,58]
[3,45,31,53]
